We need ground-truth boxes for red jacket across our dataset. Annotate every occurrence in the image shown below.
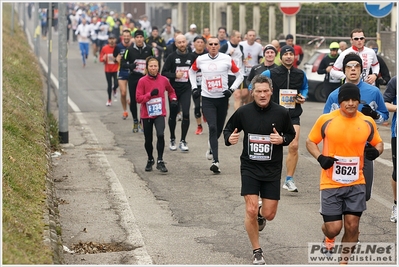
[99,45,119,72]
[136,74,177,119]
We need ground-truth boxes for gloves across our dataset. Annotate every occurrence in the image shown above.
[361,104,380,119]
[129,62,137,72]
[317,155,338,170]
[364,143,380,161]
[170,100,178,108]
[223,88,234,98]
[151,88,159,96]
[192,88,201,99]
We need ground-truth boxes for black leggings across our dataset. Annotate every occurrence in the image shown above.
[128,77,140,121]
[105,72,118,100]
[192,87,202,119]
[142,116,166,161]
[201,96,229,162]
[168,88,191,141]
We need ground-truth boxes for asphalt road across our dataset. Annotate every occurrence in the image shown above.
[22,13,397,266]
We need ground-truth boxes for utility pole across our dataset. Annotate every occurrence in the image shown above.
[47,3,52,115]
[58,3,68,143]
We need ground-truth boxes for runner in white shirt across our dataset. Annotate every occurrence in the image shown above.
[239,29,263,107]
[75,17,91,67]
[189,36,243,174]
[330,28,379,85]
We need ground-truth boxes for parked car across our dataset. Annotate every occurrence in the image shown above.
[303,48,331,102]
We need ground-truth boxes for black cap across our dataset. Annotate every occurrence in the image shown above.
[108,33,116,39]
[134,30,144,37]
[280,45,295,59]
[286,34,294,40]
[338,83,361,104]
[263,44,277,55]
[342,53,363,73]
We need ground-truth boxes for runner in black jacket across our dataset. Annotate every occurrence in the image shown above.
[161,34,196,152]
[224,74,295,265]
[121,30,154,132]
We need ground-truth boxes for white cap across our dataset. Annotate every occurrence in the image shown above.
[190,24,197,29]
[110,11,114,15]
[126,13,132,18]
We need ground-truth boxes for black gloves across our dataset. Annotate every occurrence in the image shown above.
[151,88,159,96]
[317,155,338,170]
[129,62,137,72]
[364,143,380,161]
[192,88,201,99]
[223,88,234,98]
[361,104,380,119]
[170,100,178,108]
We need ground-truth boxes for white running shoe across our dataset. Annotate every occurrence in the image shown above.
[390,204,397,223]
[283,179,298,192]
[210,161,220,174]
[206,148,213,160]
[179,140,189,151]
[106,100,112,106]
[169,139,177,151]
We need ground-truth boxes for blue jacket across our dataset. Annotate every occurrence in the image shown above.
[323,81,389,124]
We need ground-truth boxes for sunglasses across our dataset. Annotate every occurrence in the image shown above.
[352,36,365,41]
[208,43,219,46]
[345,62,360,69]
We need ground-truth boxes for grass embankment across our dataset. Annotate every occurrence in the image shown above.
[2,3,59,264]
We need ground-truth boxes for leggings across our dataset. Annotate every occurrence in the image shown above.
[192,87,202,119]
[201,96,229,162]
[168,88,191,141]
[105,72,118,100]
[142,116,166,161]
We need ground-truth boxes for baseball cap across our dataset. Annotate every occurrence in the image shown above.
[190,24,197,29]
[109,33,116,39]
[126,13,132,18]
[329,42,340,50]
[110,11,114,15]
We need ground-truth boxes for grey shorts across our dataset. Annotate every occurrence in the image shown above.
[320,184,366,217]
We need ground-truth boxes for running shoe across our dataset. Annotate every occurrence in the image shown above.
[206,148,213,160]
[390,204,397,223]
[138,123,144,133]
[195,125,203,135]
[177,112,182,121]
[113,89,117,100]
[258,200,266,232]
[210,161,220,174]
[321,237,335,257]
[132,121,139,133]
[122,111,128,120]
[179,140,189,151]
[106,100,112,106]
[283,179,298,192]
[252,249,265,265]
[156,160,168,172]
[145,159,154,172]
[169,139,177,151]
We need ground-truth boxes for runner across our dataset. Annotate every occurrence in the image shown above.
[99,34,119,106]
[189,36,243,173]
[306,83,383,264]
[136,57,178,172]
[162,34,196,151]
[223,75,296,264]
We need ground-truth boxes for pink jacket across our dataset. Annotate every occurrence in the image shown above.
[136,74,177,119]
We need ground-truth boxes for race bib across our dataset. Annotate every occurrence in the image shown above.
[248,133,273,161]
[244,65,252,75]
[279,89,297,109]
[332,156,360,184]
[205,75,223,92]
[146,97,162,117]
[134,59,146,74]
[107,53,115,64]
[175,66,190,82]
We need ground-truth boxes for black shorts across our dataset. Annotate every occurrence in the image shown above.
[290,116,300,125]
[241,176,280,200]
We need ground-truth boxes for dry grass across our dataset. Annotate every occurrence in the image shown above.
[2,3,54,264]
